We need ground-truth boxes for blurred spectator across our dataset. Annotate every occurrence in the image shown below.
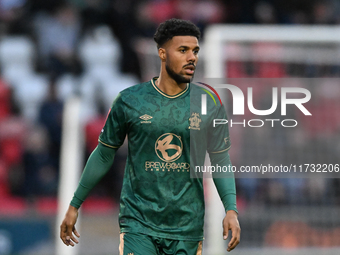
[38,77,64,170]
[0,0,30,35]
[33,3,82,75]
[29,0,63,14]
[312,0,335,24]
[107,0,142,79]
[176,0,225,31]
[0,98,26,168]
[0,79,27,197]
[254,1,277,24]
[136,0,225,37]
[136,1,176,37]
[80,0,110,34]
[22,126,58,199]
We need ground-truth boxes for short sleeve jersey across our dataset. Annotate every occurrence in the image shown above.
[99,77,231,241]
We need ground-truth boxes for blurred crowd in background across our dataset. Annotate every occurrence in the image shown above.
[0,0,340,215]
[2,0,340,77]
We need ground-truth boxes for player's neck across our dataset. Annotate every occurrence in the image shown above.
[156,72,187,96]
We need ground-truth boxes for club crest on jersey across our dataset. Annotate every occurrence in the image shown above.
[140,114,153,123]
[189,112,201,130]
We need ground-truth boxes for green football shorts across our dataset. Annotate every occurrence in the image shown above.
[119,232,203,255]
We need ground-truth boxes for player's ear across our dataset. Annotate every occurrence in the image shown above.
[158,48,166,61]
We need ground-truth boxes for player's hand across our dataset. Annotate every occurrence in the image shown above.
[223,210,240,252]
[60,205,80,247]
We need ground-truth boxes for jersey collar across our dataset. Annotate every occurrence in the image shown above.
[151,77,189,99]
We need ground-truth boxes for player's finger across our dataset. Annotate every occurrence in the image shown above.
[60,223,69,245]
[63,224,75,245]
[227,227,241,252]
[227,236,237,251]
[223,221,229,240]
[66,236,75,247]
[223,232,228,240]
[69,234,79,244]
[73,227,80,238]
[66,232,79,246]
[66,227,79,245]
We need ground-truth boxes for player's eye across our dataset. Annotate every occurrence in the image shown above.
[180,49,186,53]
[193,50,199,55]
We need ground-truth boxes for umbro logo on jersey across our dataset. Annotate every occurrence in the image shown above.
[140,114,153,123]
[140,114,153,121]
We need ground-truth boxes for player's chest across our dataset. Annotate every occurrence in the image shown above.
[123,96,209,135]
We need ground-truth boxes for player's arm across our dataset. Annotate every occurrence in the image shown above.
[60,143,117,246]
[210,151,240,252]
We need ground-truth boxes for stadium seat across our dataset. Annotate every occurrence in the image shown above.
[78,26,137,122]
[55,74,79,100]
[13,75,49,121]
[0,36,49,121]
[0,36,36,86]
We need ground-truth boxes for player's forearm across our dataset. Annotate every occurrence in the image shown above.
[210,151,238,213]
[70,143,117,208]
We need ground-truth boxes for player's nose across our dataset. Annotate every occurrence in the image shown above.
[187,51,196,63]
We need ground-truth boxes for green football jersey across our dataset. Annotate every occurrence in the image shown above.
[99,77,231,241]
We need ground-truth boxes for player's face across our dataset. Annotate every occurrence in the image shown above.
[164,36,200,84]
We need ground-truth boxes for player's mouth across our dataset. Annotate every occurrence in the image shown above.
[183,64,195,75]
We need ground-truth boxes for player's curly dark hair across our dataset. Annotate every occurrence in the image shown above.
[154,18,201,48]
